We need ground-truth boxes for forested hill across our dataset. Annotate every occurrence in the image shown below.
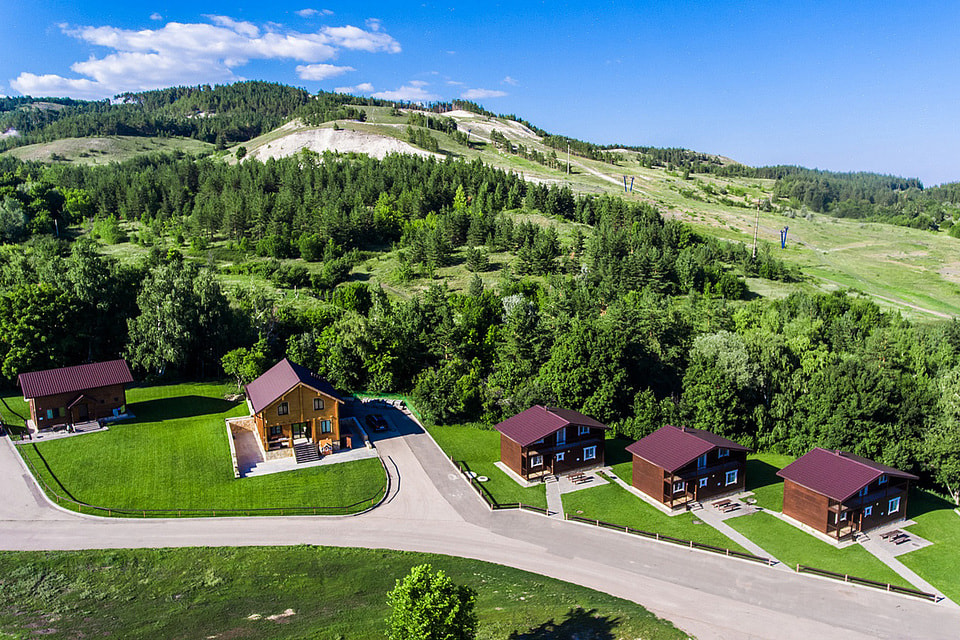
[0,81,393,149]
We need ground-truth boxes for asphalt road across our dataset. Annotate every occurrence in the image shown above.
[1,408,956,640]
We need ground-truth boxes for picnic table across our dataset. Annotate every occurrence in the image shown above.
[713,499,732,508]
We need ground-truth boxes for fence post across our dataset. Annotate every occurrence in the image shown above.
[844,575,849,583]
[796,564,800,572]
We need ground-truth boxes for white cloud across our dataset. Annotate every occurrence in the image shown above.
[446,80,464,86]
[502,75,518,86]
[11,16,400,99]
[321,25,400,53]
[372,84,439,102]
[150,13,163,21]
[461,88,506,100]
[296,63,354,81]
[296,8,333,18]
[408,80,428,88]
[335,82,374,94]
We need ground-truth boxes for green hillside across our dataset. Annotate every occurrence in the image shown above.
[2,135,214,165]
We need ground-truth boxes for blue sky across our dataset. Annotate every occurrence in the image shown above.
[3,1,958,185]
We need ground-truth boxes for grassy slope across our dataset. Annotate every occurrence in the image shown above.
[900,491,960,604]
[726,512,909,587]
[11,383,386,515]
[1,135,214,164]
[425,425,547,509]
[270,108,960,321]
[0,546,686,640]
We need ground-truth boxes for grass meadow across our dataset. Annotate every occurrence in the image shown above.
[8,382,385,516]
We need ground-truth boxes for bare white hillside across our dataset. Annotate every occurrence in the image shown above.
[247,127,443,162]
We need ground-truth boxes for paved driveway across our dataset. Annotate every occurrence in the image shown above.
[2,415,957,640]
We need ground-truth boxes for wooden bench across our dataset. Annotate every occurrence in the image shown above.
[880,529,902,541]
[713,499,732,509]
[721,503,741,513]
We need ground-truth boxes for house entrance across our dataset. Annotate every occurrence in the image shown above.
[77,404,89,420]
[292,422,311,443]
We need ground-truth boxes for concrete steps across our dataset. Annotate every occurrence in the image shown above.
[294,442,320,464]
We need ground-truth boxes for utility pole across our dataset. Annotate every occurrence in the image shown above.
[567,143,570,175]
[752,199,761,259]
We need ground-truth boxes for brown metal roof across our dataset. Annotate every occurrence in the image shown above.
[495,405,608,446]
[244,358,341,414]
[18,360,133,399]
[625,425,751,473]
[777,448,918,503]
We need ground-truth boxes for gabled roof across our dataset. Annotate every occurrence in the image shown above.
[777,448,918,503]
[625,425,751,473]
[18,360,133,400]
[495,405,608,447]
[244,358,341,414]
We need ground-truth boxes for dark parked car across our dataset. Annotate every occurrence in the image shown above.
[365,413,388,432]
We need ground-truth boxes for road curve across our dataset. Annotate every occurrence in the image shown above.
[1,412,956,640]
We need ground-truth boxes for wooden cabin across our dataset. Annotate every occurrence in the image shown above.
[245,358,344,460]
[495,405,609,480]
[626,425,751,509]
[18,360,134,430]
[777,448,917,540]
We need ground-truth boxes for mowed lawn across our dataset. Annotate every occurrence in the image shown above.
[561,479,748,552]
[745,452,794,511]
[726,512,909,587]
[426,425,547,509]
[900,490,960,604]
[13,383,386,515]
[0,546,687,640]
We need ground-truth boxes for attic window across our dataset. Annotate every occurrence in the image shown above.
[878,475,887,485]
[278,402,289,416]
[718,448,729,457]
[314,398,324,411]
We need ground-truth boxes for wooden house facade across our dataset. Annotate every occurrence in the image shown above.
[777,448,917,540]
[245,359,344,460]
[496,406,609,480]
[18,360,134,430]
[626,425,751,509]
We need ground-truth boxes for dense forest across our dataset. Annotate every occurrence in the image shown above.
[0,143,957,502]
[0,78,958,502]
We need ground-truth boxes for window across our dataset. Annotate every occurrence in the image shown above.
[878,474,888,485]
[858,486,868,497]
[583,445,597,461]
[278,402,289,416]
[839,511,848,521]
[269,425,283,437]
[555,452,565,462]
[699,477,708,488]
[888,497,900,513]
[578,425,589,436]
[556,427,566,445]
[673,480,686,494]
[697,453,708,469]
[864,506,873,517]
[530,455,543,468]
[718,447,729,458]
[725,469,738,485]
[46,409,53,420]
[320,420,332,434]
[313,398,324,411]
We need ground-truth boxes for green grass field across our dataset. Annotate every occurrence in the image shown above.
[0,546,686,640]
[726,511,909,587]
[10,383,386,516]
[561,478,748,552]
[745,452,794,511]
[900,490,960,604]
[425,425,547,509]
[1,135,213,165]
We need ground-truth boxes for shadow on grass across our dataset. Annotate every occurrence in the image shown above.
[128,396,239,423]
[745,459,781,493]
[604,436,634,467]
[907,489,955,520]
[509,607,618,640]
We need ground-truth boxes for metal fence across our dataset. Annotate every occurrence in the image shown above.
[795,564,938,602]
[564,513,774,565]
